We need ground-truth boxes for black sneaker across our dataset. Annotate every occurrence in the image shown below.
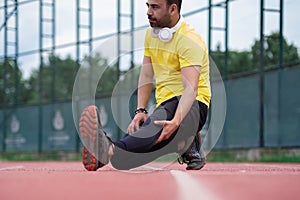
[178,150,206,170]
[79,105,111,171]
[178,138,206,170]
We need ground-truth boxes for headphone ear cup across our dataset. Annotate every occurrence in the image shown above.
[150,27,175,42]
[158,28,173,43]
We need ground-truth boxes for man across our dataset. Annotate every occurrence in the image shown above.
[80,0,210,171]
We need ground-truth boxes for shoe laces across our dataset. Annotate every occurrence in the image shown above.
[177,153,189,165]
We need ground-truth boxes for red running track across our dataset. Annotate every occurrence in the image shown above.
[0,161,300,200]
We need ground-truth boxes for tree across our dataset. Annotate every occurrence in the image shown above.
[25,53,119,104]
[211,32,300,77]
[251,31,299,69]
[210,43,252,76]
[92,53,119,97]
[0,58,27,108]
[26,55,79,104]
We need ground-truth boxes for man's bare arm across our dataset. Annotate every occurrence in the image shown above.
[127,56,154,134]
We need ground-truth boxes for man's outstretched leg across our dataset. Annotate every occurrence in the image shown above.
[79,105,113,171]
[79,104,166,171]
[79,99,206,171]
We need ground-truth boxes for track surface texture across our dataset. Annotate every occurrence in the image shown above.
[1,161,300,200]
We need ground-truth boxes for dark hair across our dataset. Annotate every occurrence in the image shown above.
[166,0,182,13]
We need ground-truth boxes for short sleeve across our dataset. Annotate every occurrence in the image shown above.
[177,33,206,68]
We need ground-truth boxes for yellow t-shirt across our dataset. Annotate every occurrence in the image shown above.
[144,21,211,107]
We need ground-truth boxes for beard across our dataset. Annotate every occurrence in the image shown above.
[148,13,171,28]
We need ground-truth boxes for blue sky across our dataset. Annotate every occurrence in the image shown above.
[0,0,299,78]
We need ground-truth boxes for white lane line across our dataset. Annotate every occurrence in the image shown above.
[170,170,219,200]
[0,165,24,171]
[140,165,164,171]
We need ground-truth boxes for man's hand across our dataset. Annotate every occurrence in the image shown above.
[154,119,180,144]
[127,113,147,134]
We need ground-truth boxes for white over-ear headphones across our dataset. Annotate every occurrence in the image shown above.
[150,16,183,43]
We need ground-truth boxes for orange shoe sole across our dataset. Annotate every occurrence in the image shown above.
[79,105,104,171]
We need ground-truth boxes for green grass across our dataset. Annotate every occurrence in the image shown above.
[207,151,239,162]
[207,149,300,163]
[0,148,299,163]
[258,153,300,163]
[0,152,81,161]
